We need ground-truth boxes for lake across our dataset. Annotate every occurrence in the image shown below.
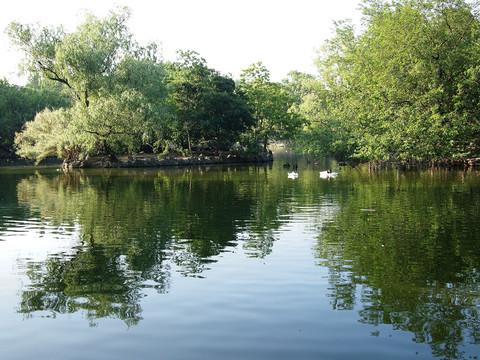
[1,155,479,360]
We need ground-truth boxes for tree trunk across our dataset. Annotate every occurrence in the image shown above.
[186,127,192,155]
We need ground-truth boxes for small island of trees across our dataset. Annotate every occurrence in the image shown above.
[2,0,480,167]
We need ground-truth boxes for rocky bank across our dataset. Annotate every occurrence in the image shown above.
[62,152,274,171]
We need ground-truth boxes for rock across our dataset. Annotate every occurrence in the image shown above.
[59,151,274,170]
[134,159,144,167]
[469,157,480,166]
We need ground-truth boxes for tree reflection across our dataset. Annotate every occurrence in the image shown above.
[19,243,151,327]
[14,165,286,324]
[12,164,480,358]
[315,168,480,359]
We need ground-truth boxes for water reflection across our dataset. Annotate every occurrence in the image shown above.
[3,164,480,358]
[12,165,293,325]
[315,168,480,359]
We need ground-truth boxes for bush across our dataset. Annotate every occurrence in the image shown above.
[14,108,72,164]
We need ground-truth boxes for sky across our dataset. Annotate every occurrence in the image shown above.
[0,0,362,84]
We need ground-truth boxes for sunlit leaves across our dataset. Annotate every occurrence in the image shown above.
[14,108,72,163]
[6,21,65,81]
[8,7,134,107]
[301,0,480,162]
[283,72,355,160]
[9,7,171,160]
[239,62,303,149]
[8,8,299,161]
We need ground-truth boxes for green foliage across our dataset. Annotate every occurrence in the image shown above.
[13,108,74,163]
[166,50,252,153]
[8,8,297,162]
[200,74,253,149]
[239,63,304,150]
[0,78,71,151]
[292,0,480,162]
[281,71,316,111]
[112,55,170,150]
[283,71,355,160]
[9,7,170,161]
[7,7,134,107]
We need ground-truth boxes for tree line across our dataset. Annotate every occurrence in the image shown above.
[3,0,480,164]
[289,0,480,162]
[3,7,301,164]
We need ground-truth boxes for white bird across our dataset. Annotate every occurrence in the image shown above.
[320,170,338,178]
[288,171,298,179]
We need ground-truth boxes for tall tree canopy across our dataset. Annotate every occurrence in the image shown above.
[8,7,300,163]
[284,71,355,160]
[166,51,252,154]
[8,7,169,161]
[292,0,480,162]
[7,7,135,107]
[239,62,303,150]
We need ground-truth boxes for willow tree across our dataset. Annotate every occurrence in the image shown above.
[0,78,71,152]
[7,8,135,107]
[8,7,168,161]
[312,0,480,162]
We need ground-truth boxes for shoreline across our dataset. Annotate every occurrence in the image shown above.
[3,148,479,170]
[61,152,274,170]
[367,157,480,170]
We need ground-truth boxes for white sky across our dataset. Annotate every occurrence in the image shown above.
[0,0,362,84]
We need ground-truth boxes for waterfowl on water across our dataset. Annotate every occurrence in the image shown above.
[320,169,338,178]
[284,163,298,170]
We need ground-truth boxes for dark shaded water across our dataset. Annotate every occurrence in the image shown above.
[0,156,479,359]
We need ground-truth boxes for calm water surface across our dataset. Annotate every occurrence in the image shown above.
[0,156,479,360]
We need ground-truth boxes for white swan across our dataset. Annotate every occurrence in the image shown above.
[287,171,298,179]
[320,170,338,178]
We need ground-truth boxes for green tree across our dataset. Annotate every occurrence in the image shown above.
[197,74,253,150]
[65,53,169,158]
[166,51,252,154]
[166,51,215,154]
[239,62,303,150]
[7,7,134,107]
[13,108,85,163]
[313,0,480,162]
[113,53,170,152]
[0,78,71,152]
[282,71,316,109]
[282,71,355,160]
[8,7,169,161]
